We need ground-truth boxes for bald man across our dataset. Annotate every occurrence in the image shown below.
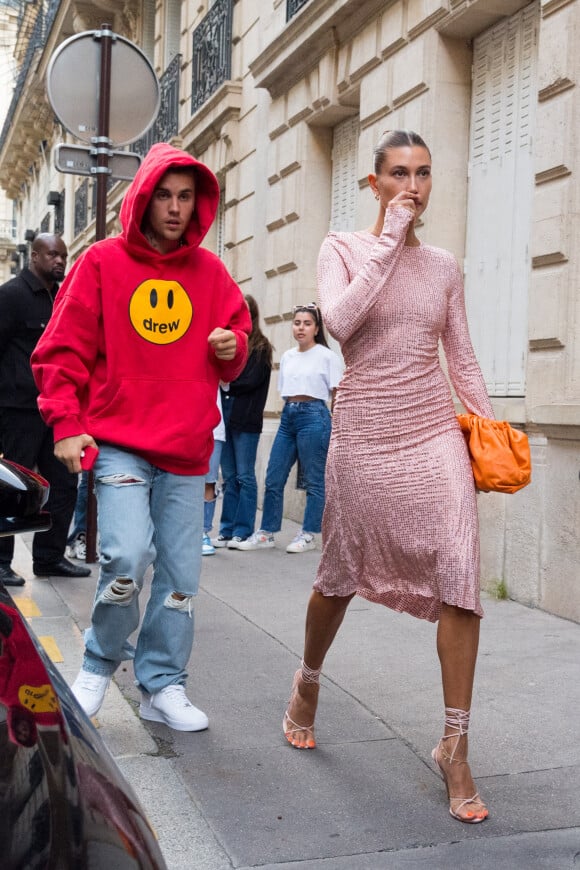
[0,233,90,585]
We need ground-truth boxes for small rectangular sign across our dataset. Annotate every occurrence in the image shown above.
[54,144,141,181]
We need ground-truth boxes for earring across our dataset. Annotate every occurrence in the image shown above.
[374,192,379,200]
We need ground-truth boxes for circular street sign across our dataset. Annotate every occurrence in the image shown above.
[46,30,160,146]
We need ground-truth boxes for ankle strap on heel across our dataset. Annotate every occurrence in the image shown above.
[444,707,470,735]
[301,660,321,684]
[441,707,470,763]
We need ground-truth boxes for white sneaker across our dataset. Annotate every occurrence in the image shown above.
[66,533,87,560]
[74,533,87,560]
[67,533,98,561]
[211,534,230,548]
[226,536,246,549]
[139,684,209,732]
[71,669,111,717]
[286,531,316,553]
[236,530,275,550]
[202,533,215,556]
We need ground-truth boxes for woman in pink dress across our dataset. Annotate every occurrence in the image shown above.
[283,130,493,824]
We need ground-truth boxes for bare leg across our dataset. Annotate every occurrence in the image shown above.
[284,590,354,748]
[434,603,488,821]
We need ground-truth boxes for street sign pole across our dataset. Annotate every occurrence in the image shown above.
[85,24,113,564]
[95,24,112,241]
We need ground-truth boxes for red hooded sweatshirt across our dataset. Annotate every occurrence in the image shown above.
[32,144,250,474]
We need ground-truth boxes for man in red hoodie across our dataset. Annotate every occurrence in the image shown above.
[32,144,250,731]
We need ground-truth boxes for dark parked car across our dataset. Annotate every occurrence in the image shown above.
[0,458,167,869]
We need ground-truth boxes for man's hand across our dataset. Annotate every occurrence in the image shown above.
[54,434,98,474]
[208,327,237,361]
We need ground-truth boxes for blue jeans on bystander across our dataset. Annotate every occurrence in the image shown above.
[204,439,224,533]
[261,400,331,534]
[67,471,89,544]
[219,429,261,540]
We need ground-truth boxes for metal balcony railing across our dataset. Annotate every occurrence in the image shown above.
[74,179,88,238]
[54,190,65,235]
[0,0,62,155]
[191,0,233,115]
[287,0,312,21]
[134,53,181,157]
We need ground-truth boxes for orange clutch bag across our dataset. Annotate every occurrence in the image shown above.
[457,414,531,494]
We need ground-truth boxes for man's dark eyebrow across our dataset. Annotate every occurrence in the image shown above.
[154,184,194,193]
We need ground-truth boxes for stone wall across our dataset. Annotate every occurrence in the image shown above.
[180,0,580,620]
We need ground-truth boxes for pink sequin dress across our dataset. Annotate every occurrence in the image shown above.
[313,206,494,622]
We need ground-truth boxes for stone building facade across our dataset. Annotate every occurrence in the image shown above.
[0,0,578,621]
[0,5,18,282]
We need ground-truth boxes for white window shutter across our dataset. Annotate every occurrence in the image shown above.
[165,0,182,66]
[141,0,156,63]
[330,117,359,232]
[464,3,538,397]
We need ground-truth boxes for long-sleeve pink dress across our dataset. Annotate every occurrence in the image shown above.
[313,206,494,622]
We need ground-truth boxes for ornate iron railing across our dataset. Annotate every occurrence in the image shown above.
[287,0,312,21]
[90,180,97,222]
[54,189,65,235]
[0,0,62,155]
[191,0,233,115]
[74,179,88,238]
[134,53,181,157]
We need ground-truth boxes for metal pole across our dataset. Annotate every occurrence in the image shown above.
[85,24,113,564]
[95,23,112,239]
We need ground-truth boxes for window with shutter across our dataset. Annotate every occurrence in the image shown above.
[464,3,539,397]
[165,0,181,66]
[330,116,359,233]
[141,0,156,63]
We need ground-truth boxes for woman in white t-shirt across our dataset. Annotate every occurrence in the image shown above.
[238,303,343,553]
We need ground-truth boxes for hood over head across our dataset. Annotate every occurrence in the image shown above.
[119,143,220,257]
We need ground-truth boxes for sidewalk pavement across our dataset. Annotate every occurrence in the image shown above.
[12,513,580,870]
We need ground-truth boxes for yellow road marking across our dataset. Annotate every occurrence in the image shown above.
[38,636,64,663]
[12,597,41,617]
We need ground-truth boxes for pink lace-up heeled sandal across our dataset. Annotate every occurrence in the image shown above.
[431,707,489,823]
[282,660,320,750]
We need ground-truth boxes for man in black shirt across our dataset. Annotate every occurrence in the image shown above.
[0,233,90,585]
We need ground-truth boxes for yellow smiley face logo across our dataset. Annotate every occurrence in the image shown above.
[18,683,59,713]
[129,279,193,344]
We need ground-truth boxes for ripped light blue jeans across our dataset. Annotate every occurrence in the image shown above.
[83,444,204,695]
